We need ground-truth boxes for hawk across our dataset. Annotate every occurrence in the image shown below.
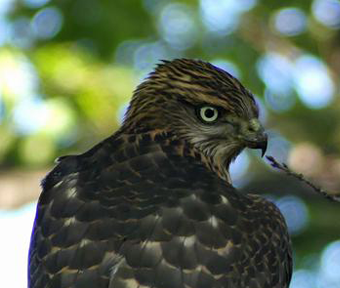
[28,59,292,288]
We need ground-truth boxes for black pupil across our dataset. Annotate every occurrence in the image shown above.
[205,108,215,118]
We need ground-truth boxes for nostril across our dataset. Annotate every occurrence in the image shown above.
[248,125,256,133]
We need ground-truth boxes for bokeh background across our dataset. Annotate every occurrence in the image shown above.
[0,0,340,287]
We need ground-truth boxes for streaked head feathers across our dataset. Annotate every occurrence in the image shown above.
[151,59,257,115]
[123,58,266,182]
[124,58,259,130]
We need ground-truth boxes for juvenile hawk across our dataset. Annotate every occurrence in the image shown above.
[28,59,292,288]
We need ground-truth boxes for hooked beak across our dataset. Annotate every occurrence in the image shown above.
[241,119,268,157]
[244,133,268,157]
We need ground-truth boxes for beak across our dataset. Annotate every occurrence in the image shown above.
[243,132,268,157]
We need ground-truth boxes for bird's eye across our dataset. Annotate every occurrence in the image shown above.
[198,106,219,123]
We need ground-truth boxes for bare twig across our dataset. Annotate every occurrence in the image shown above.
[266,155,340,202]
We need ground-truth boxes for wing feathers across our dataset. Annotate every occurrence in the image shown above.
[29,133,292,288]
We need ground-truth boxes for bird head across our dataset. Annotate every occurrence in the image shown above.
[123,59,267,181]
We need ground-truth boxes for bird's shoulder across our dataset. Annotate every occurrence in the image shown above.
[40,130,218,198]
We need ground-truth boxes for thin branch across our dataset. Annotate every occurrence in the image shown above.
[266,155,340,202]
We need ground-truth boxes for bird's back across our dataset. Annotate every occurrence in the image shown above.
[29,131,291,288]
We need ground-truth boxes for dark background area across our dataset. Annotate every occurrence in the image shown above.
[0,0,339,287]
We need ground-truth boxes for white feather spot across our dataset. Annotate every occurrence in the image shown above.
[64,216,77,226]
[124,278,149,288]
[53,181,63,188]
[183,235,196,247]
[216,240,234,257]
[79,239,91,248]
[144,241,159,249]
[66,173,79,187]
[108,254,124,281]
[221,195,229,204]
[54,172,79,194]
[65,187,77,199]
[209,215,219,228]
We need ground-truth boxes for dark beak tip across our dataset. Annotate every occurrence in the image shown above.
[261,141,268,157]
[260,134,268,157]
[243,132,268,157]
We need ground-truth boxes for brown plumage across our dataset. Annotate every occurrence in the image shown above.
[29,59,292,288]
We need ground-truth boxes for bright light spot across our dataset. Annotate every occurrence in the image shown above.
[0,19,10,46]
[0,1,14,44]
[273,8,307,36]
[115,40,143,66]
[257,53,294,95]
[23,0,50,8]
[159,3,197,50]
[0,50,39,100]
[0,203,36,288]
[31,7,63,39]
[276,195,309,235]
[13,96,76,138]
[116,40,173,73]
[41,98,76,139]
[290,269,317,288]
[320,240,340,283]
[257,53,295,112]
[200,0,238,35]
[13,97,49,135]
[288,143,324,176]
[313,0,340,28]
[211,59,241,79]
[9,17,34,48]
[294,55,334,109]
[230,150,250,187]
[266,131,291,163]
[133,42,170,75]
[0,0,14,16]
[264,89,295,112]
[200,0,257,35]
